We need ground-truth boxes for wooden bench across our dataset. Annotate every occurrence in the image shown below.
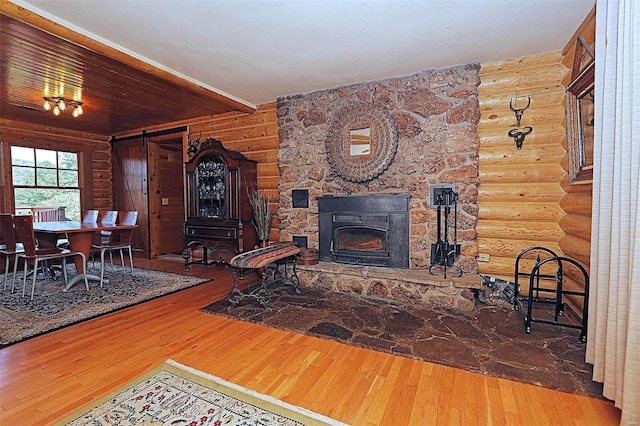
[227,243,301,308]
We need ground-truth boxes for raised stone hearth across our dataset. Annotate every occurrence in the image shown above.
[297,262,482,311]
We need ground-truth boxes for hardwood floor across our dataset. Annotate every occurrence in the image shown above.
[0,257,621,425]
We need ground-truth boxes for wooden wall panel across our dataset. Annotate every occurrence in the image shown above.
[0,118,112,212]
[477,52,568,286]
[183,102,281,242]
[557,8,595,311]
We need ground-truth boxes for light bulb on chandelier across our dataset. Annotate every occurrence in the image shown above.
[42,96,84,118]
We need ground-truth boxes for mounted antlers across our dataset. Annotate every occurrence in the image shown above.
[509,96,531,127]
[508,96,533,149]
[508,127,533,150]
[186,129,202,155]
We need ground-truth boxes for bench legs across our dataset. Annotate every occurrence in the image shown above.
[227,257,300,309]
[228,268,271,309]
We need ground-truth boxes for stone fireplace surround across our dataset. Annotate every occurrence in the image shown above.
[276,63,482,310]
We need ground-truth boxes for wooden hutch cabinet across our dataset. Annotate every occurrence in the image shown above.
[183,138,258,267]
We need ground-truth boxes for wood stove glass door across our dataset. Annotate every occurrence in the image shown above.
[335,227,387,254]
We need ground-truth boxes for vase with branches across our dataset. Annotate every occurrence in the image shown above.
[248,189,273,247]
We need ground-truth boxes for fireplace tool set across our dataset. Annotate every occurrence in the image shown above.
[429,189,462,278]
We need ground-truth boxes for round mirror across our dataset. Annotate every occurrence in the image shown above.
[325,104,398,182]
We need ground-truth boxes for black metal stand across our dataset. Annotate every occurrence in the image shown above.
[429,189,462,278]
[514,247,589,342]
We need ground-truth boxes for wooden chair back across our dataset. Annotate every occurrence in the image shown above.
[100,210,118,226]
[82,210,99,223]
[115,211,138,244]
[118,211,138,227]
[0,214,18,252]
[94,210,118,245]
[12,215,37,257]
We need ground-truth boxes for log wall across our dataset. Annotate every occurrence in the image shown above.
[554,8,596,311]
[559,9,595,270]
[477,53,568,285]
[0,118,112,212]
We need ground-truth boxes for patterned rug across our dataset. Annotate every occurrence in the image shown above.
[54,359,345,426]
[0,267,209,347]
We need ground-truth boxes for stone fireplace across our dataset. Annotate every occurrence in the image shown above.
[276,63,482,309]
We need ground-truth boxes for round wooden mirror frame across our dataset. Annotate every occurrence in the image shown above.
[325,104,398,182]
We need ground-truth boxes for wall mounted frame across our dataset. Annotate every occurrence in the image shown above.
[566,36,595,185]
[325,103,398,182]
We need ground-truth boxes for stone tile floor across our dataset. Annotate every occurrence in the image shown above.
[202,283,604,399]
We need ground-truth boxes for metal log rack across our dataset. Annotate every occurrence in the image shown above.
[514,246,590,342]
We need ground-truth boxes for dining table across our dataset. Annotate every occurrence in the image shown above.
[33,220,138,292]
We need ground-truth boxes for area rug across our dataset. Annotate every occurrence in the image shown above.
[0,268,210,347]
[54,359,345,426]
[202,283,604,399]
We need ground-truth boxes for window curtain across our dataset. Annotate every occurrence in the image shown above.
[586,0,639,423]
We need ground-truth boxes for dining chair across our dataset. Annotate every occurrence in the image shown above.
[0,214,24,292]
[96,210,118,244]
[13,215,89,300]
[89,210,118,268]
[92,211,137,287]
[57,209,100,250]
[82,210,99,223]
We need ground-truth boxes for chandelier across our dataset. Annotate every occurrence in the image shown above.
[43,96,84,118]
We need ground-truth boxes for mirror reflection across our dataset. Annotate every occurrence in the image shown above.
[350,127,371,156]
[579,88,594,168]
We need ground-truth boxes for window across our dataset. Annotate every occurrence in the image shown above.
[11,146,81,221]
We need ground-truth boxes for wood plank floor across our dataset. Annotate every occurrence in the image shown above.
[0,257,621,425]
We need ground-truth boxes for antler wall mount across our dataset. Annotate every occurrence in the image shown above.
[508,96,533,149]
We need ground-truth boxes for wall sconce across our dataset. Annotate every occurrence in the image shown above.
[507,96,533,149]
[43,96,84,118]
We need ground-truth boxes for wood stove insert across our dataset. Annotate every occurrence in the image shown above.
[318,194,410,268]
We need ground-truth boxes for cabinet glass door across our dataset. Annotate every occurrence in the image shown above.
[197,156,226,218]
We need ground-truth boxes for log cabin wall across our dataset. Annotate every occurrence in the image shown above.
[557,8,596,305]
[0,118,112,213]
[117,102,279,249]
[477,3,595,308]
[181,102,281,242]
[477,53,569,286]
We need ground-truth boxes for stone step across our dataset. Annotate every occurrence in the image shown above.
[296,262,483,311]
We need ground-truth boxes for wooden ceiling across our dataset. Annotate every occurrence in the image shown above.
[0,11,255,136]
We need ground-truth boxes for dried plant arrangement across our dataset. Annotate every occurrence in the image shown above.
[248,189,273,244]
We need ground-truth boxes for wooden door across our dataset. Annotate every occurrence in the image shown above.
[148,136,185,257]
[112,137,149,257]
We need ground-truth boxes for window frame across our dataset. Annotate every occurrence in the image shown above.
[9,145,85,219]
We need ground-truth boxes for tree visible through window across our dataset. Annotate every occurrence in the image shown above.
[11,146,81,221]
